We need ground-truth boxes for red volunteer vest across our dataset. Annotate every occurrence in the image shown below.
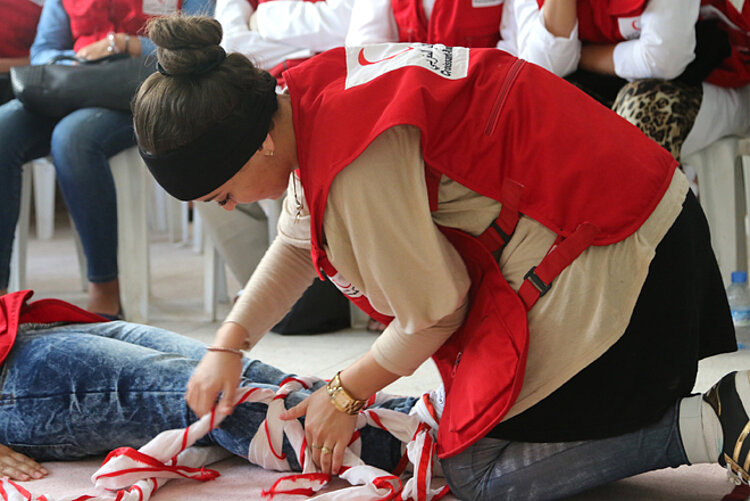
[62,0,182,52]
[284,44,678,457]
[538,0,648,43]
[248,0,323,7]
[0,291,107,366]
[701,0,750,87]
[391,0,504,47]
[0,0,42,57]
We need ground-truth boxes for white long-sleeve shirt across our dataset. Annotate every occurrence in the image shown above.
[511,0,700,80]
[345,0,517,54]
[217,0,353,70]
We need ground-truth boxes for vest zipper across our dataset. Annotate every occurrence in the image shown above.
[484,58,525,136]
[451,351,462,378]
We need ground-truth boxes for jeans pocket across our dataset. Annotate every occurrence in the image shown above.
[8,443,84,461]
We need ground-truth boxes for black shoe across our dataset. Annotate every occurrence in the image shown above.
[704,371,750,485]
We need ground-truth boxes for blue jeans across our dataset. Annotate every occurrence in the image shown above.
[0,99,135,289]
[440,404,689,501]
[0,321,412,472]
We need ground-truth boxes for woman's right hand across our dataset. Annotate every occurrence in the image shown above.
[185,351,243,417]
[0,444,48,481]
[186,322,250,417]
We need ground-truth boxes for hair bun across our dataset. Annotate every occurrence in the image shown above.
[148,16,225,76]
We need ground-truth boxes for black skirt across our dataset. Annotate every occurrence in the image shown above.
[488,190,737,443]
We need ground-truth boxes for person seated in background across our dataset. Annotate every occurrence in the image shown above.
[345,0,514,53]
[682,0,750,157]
[218,0,353,83]
[0,289,411,483]
[507,0,750,162]
[0,0,213,319]
[0,0,43,104]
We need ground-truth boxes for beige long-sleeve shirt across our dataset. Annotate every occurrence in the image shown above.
[227,125,688,418]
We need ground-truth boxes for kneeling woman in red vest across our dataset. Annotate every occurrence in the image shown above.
[133,15,741,500]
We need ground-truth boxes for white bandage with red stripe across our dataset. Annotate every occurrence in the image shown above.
[0,377,449,501]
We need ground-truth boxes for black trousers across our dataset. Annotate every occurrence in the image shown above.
[489,190,736,442]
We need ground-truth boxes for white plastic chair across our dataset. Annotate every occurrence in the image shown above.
[683,135,750,285]
[30,157,56,240]
[150,182,193,245]
[9,147,151,323]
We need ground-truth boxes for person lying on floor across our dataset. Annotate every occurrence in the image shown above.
[0,289,413,482]
[3,288,750,501]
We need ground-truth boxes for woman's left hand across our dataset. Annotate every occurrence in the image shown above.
[76,38,112,60]
[280,387,357,475]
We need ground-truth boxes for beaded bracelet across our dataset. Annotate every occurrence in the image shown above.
[207,346,243,356]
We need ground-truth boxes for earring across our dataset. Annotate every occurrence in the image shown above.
[264,150,275,157]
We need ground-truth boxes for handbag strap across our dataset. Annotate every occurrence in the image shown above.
[47,54,82,64]
[47,53,130,65]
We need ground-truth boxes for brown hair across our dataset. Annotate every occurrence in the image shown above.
[133,15,277,154]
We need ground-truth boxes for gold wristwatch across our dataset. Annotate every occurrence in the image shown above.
[326,371,366,415]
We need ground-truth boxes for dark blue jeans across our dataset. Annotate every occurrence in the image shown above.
[0,320,692,498]
[440,404,689,501]
[0,99,135,289]
[0,321,411,471]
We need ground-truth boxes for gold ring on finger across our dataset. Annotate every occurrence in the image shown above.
[311,444,324,449]
[320,446,333,455]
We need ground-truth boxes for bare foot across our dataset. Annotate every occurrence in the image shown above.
[87,279,121,317]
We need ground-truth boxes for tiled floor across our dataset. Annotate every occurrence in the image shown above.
[20,211,750,399]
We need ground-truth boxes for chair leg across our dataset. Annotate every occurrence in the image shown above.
[735,142,748,275]
[193,209,204,254]
[31,158,56,241]
[149,179,169,233]
[685,137,742,285]
[9,168,33,292]
[204,236,229,322]
[110,147,150,323]
[739,138,750,273]
[258,198,282,243]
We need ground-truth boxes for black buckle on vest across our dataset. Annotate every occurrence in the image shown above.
[490,220,511,244]
[524,266,551,297]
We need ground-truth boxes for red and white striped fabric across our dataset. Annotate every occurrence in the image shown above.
[0,377,449,501]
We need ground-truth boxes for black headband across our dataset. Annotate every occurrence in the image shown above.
[139,74,278,201]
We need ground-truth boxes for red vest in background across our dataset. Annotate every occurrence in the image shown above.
[248,0,323,6]
[391,0,504,47]
[284,44,677,457]
[701,0,750,87]
[0,290,106,367]
[62,0,182,52]
[0,0,43,57]
[538,0,648,43]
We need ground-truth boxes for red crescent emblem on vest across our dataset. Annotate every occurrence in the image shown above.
[357,47,415,66]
